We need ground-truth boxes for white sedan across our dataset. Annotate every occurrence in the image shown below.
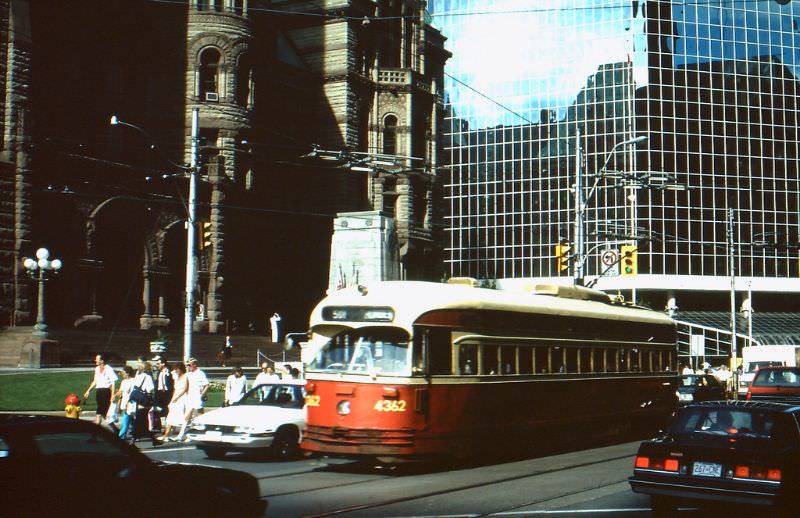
[187,381,306,460]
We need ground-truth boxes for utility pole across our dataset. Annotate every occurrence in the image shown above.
[184,107,199,362]
[728,208,738,398]
[573,129,584,285]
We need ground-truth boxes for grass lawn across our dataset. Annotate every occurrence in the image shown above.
[0,371,224,412]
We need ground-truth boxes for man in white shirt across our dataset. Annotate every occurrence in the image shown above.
[224,366,248,406]
[84,353,118,425]
[177,358,209,441]
[254,361,280,386]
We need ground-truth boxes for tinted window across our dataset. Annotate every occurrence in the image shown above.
[753,369,800,387]
[34,431,125,458]
[673,407,789,444]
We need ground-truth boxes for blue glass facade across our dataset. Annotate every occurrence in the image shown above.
[433,0,800,295]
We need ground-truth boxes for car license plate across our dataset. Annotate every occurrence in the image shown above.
[692,462,722,478]
[205,431,222,440]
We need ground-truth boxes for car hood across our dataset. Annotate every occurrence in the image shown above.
[193,405,303,427]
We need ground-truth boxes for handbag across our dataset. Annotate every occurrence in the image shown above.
[105,401,118,424]
[129,378,153,407]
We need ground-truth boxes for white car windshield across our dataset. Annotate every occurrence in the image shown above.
[307,327,410,375]
[237,384,304,409]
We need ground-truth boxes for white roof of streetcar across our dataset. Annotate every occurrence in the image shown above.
[309,280,674,337]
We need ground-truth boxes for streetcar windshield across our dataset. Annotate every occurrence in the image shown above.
[307,327,411,375]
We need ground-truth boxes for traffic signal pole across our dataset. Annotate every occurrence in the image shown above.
[573,129,584,285]
[183,107,199,363]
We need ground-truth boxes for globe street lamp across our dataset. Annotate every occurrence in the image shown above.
[22,248,63,336]
[111,109,200,362]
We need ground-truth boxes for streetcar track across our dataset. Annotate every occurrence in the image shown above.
[478,479,630,517]
[295,452,634,517]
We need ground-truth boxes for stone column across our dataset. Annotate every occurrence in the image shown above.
[141,269,152,318]
[206,159,225,334]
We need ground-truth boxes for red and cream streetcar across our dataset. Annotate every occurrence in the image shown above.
[301,279,678,462]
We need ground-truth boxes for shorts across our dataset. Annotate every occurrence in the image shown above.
[185,393,204,411]
[96,388,112,416]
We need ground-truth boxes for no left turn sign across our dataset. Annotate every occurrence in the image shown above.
[601,249,620,276]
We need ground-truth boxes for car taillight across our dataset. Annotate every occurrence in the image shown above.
[634,456,678,472]
[734,465,781,481]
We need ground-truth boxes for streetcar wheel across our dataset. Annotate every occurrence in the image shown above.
[203,447,227,460]
[650,495,677,517]
[272,427,299,461]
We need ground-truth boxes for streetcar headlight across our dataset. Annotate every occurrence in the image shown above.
[337,400,351,416]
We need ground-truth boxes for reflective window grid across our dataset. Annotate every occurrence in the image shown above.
[433,0,800,293]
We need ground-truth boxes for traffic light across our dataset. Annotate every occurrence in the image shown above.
[201,221,212,249]
[555,243,571,272]
[620,244,638,276]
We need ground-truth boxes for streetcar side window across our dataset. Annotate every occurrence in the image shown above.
[592,348,603,373]
[482,344,499,375]
[565,348,578,373]
[458,343,477,375]
[501,346,516,374]
[519,345,533,374]
[427,328,452,375]
[535,347,548,373]
[551,346,564,373]
[579,348,591,373]
[605,349,617,372]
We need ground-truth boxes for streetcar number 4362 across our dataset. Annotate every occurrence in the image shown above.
[374,400,406,412]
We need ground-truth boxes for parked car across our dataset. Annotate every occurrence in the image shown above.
[188,380,306,460]
[0,414,267,517]
[629,401,800,516]
[747,366,800,403]
[676,374,727,404]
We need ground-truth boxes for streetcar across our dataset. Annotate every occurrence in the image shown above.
[301,279,678,462]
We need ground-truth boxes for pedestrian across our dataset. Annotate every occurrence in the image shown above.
[224,366,247,406]
[254,362,280,386]
[130,360,157,447]
[270,313,282,343]
[681,363,694,375]
[153,356,174,428]
[115,365,136,441]
[176,358,209,441]
[160,362,188,441]
[290,367,301,379]
[84,353,118,426]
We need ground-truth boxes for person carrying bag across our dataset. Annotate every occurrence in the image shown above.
[130,361,157,447]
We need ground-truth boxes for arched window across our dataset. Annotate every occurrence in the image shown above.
[236,54,252,107]
[383,115,398,156]
[199,48,221,100]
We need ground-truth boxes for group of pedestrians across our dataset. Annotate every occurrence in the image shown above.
[83,353,210,446]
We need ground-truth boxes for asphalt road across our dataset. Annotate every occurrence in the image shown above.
[138,440,711,517]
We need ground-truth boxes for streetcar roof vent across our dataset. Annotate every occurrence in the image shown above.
[447,277,480,287]
[534,284,613,304]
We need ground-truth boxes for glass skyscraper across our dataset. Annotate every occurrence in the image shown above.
[432,0,800,305]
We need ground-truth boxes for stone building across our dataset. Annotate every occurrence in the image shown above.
[0,0,449,360]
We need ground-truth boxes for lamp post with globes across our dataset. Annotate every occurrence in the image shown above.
[22,248,63,336]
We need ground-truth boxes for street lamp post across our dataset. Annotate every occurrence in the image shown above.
[111,108,200,362]
[573,133,648,285]
[22,248,63,336]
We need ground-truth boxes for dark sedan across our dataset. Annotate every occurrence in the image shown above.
[629,401,800,516]
[0,415,267,517]
[676,374,727,405]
